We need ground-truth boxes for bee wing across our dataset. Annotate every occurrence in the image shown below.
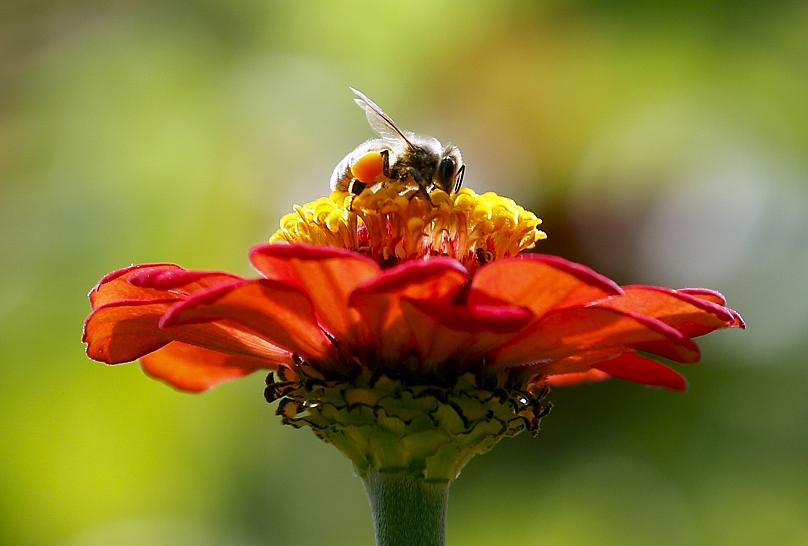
[350,87,414,148]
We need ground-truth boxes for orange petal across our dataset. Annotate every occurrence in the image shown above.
[401,299,533,369]
[250,244,379,346]
[349,258,468,363]
[140,342,274,392]
[594,352,687,391]
[84,298,291,365]
[469,254,622,318]
[490,306,699,368]
[166,321,291,363]
[546,368,610,387]
[678,288,727,306]
[162,279,334,360]
[83,299,175,363]
[678,288,745,328]
[540,347,626,376]
[603,285,740,337]
[89,264,240,309]
[89,264,178,309]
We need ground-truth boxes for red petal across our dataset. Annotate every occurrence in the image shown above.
[84,298,292,364]
[83,299,174,363]
[469,254,622,318]
[490,305,699,368]
[405,299,533,333]
[89,264,179,309]
[678,288,727,306]
[349,258,467,301]
[140,342,274,392]
[161,279,334,360]
[401,299,533,369]
[727,308,746,329]
[250,243,379,345]
[349,259,468,363]
[89,264,240,309]
[594,352,687,391]
[540,347,626,375]
[677,289,745,328]
[603,285,739,337]
[128,268,241,291]
[546,368,610,387]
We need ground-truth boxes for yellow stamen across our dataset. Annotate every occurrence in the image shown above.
[270,185,545,269]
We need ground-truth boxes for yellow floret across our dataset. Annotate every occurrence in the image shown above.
[270,184,545,269]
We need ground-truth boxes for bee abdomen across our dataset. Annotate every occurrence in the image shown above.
[330,139,390,192]
[329,154,354,192]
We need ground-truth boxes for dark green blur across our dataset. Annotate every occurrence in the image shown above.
[1,1,806,545]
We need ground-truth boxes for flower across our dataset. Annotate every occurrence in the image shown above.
[84,182,743,545]
[83,186,742,480]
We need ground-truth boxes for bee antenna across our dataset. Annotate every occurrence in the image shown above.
[350,87,415,149]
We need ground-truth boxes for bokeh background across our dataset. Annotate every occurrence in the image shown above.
[2,1,807,545]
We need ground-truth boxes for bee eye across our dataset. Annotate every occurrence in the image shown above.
[437,157,456,187]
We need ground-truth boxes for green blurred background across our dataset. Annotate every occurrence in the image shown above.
[2,1,807,545]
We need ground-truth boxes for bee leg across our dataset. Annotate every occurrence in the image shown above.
[454,165,466,193]
[380,149,391,178]
[348,179,367,195]
[419,185,436,206]
[407,167,436,206]
[347,179,367,212]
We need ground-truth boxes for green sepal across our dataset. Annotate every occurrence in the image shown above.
[267,368,551,481]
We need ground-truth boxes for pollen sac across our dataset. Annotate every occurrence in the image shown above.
[350,151,386,184]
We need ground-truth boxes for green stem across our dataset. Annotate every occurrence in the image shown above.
[362,471,451,546]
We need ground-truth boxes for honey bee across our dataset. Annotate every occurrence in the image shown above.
[329,87,465,201]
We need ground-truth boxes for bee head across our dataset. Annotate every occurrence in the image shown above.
[434,144,465,194]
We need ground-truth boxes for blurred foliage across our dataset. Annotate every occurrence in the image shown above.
[1,1,806,545]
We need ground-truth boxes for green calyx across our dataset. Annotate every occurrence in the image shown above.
[265,365,552,482]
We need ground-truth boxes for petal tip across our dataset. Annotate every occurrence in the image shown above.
[508,253,624,296]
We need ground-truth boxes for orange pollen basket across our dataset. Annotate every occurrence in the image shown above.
[350,151,386,183]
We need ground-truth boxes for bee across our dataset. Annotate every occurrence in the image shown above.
[329,87,465,201]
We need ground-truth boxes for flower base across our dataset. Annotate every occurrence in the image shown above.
[265,364,552,482]
[266,364,551,545]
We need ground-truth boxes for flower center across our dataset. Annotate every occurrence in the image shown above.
[270,186,545,270]
[265,364,551,481]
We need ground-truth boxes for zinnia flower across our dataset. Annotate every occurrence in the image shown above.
[83,185,742,545]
